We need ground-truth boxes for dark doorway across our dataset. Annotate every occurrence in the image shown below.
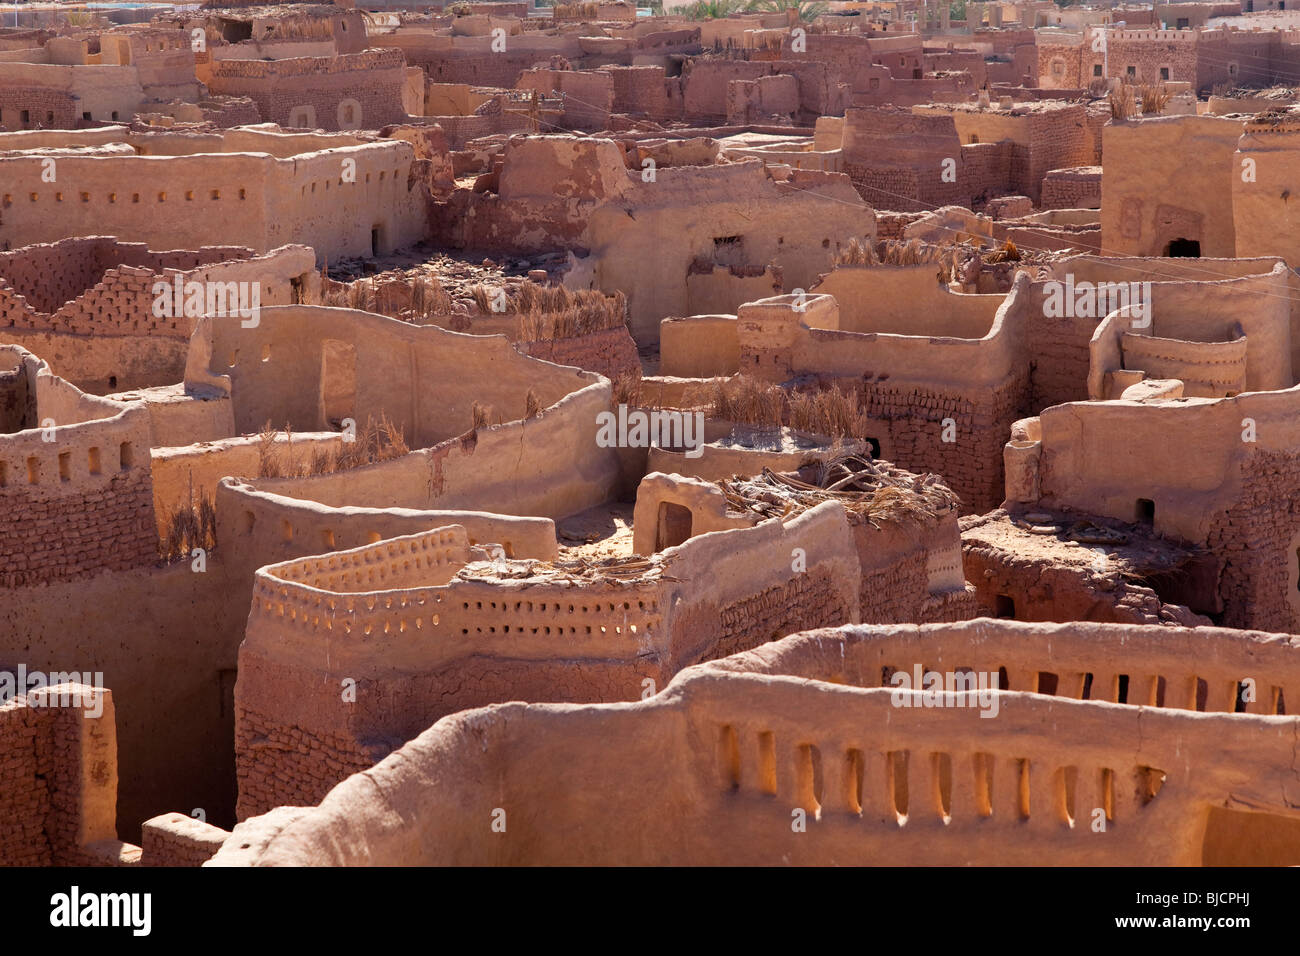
[1137,498,1155,525]
[656,502,692,552]
[1166,237,1201,257]
[994,594,1016,619]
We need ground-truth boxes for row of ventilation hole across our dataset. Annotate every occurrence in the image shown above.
[256,586,660,618]
[880,666,1287,715]
[0,441,135,488]
[256,590,662,638]
[258,603,660,638]
[238,511,392,550]
[718,726,1166,827]
[295,531,463,575]
[285,549,463,591]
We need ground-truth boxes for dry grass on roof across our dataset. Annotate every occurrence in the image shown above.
[459,552,673,586]
[700,376,870,443]
[321,272,456,324]
[256,414,409,479]
[159,490,218,564]
[834,237,956,268]
[471,282,629,340]
[719,453,959,529]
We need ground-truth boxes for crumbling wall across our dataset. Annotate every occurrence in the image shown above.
[517,325,640,383]
[602,65,675,120]
[516,69,613,131]
[841,108,968,211]
[0,241,314,393]
[1041,166,1101,209]
[0,686,129,866]
[140,813,229,866]
[1207,448,1300,634]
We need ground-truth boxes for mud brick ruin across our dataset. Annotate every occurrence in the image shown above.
[5,0,1300,873]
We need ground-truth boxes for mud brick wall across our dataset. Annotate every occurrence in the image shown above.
[842,108,969,210]
[856,370,1031,515]
[961,140,1014,207]
[0,702,53,865]
[0,238,111,314]
[517,69,613,131]
[682,60,772,123]
[1041,166,1102,209]
[1206,449,1300,634]
[706,570,849,662]
[1025,301,1103,410]
[518,326,640,382]
[0,267,182,339]
[0,89,78,131]
[235,650,664,820]
[201,97,263,128]
[115,245,251,272]
[140,813,228,865]
[0,695,113,866]
[437,112,529,147]
[235,701,376,821]
[1109,32,1201,86]
[235,552,667,818]
[1023,111,1095,201]
[1038,42,1087,88]
[207,49,407,131]
[919,586,980,622]
[0,238,251,318]
[0,364,31,432]
[962,527,1204,626]
[1086,108,1107,163]
[859,548,927,623]
[844,164,927,212]
[421,51,541,89]
[874,210,929,238]
[0,467,156,587]
[603,66,674,120]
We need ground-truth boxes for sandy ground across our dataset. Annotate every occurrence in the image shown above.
[556,503,638,560]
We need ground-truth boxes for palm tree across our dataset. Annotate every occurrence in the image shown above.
[684,0,747,19]
[745,0,830,22]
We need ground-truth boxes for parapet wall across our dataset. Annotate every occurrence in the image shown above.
[197,304,597,447]
[233,500,860,818]
[213,620,1300,866]
[0,349,156,587]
